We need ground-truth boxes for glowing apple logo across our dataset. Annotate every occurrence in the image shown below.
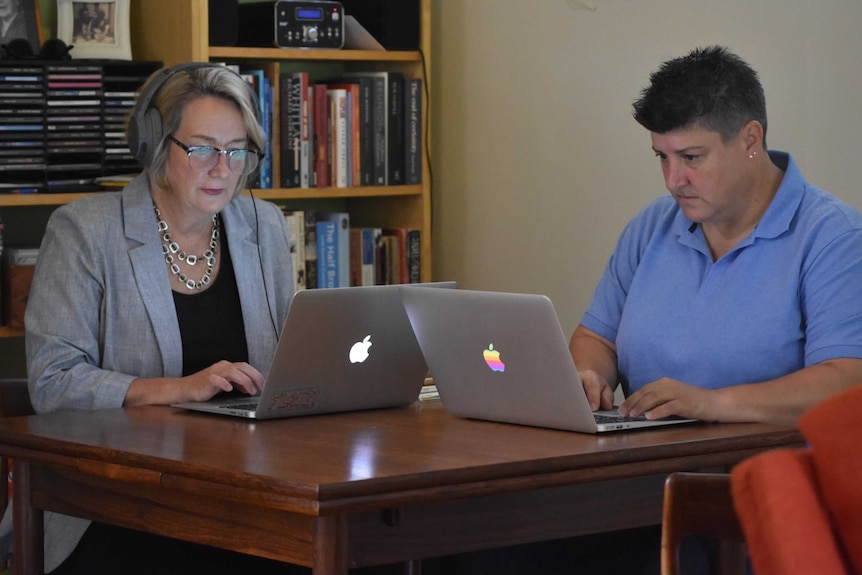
[350,335,371,363]
[483,344,505,372]
[349,335,373,364]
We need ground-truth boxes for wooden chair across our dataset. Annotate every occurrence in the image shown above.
[0,379,35,573]
[661,472,746,575]
[0,379,34,516]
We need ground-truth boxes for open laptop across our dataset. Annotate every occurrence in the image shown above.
[401,287,697,433]
[172,282,457,419]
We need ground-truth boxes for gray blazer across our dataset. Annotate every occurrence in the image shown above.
[20,173,295,571]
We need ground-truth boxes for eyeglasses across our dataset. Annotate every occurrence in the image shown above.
[168,136,262,176]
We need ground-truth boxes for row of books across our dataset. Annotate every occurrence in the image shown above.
[0,211,420,326]
[0,60,161,194]
[278,71,423,189]
[281,210,421,292]
[0,225,421,328]
[239,68,274,190]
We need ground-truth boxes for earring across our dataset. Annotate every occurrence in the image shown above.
[748,151,757,159]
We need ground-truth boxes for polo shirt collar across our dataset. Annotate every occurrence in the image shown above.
[754,151,804,239]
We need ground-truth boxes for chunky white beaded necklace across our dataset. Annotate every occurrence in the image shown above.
[154,205,219,291]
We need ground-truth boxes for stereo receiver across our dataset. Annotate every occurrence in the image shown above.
[238,0,344,49]
[274,0,344,49]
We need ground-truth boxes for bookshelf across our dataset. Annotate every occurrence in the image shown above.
[0,0,433,374]
[129,0,432,283]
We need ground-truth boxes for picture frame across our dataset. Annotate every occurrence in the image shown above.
[0,0,43,54]
[57,0,132,60]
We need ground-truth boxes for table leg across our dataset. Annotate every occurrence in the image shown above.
[313,516,348,575]
[12,461,43,575]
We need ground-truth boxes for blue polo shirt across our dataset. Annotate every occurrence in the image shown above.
[581,151,862,393]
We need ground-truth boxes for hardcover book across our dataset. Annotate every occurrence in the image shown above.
[383,228,407,284]
[387,72,405,186]
[349,227,381,286]
[279,72,306,188]
[405,78,423,185]
[316,212,350,288]
[317,220,338,289]
[343,72,387,185]
[327,88,349,188]
[242,69,272,188]
[325,81,363,187]
[283,209,307,291]
[406,229,421,283]
[312,84,330,188]
[304,211,320,289]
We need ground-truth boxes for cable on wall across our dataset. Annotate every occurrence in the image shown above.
[418,46,434,228]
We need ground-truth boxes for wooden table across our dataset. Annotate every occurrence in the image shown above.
[0,401,803,575]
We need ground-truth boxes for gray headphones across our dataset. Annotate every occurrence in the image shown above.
[126,62,262,168]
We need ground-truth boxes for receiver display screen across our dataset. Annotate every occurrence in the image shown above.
[296,8,324,20]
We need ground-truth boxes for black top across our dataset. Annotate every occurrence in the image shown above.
[172,222,249,376]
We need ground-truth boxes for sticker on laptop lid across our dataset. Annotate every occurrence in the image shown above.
[483,344,506,372]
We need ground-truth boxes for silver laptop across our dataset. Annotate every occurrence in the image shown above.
[401,287,697,433]
[173,282,457,419]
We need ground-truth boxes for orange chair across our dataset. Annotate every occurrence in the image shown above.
[731,448,850,575]
[733,384,862,575]
[662,384,862,575]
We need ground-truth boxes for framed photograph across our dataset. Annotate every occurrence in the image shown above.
[0,0,43,54]
[57,0,132,60]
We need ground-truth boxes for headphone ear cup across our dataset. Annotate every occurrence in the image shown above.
[129,106,163,168]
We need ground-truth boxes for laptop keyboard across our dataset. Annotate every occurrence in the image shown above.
[593,412,649,424]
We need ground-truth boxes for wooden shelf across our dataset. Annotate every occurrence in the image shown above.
[208,47,422,63]
[0,194,91,207]
[252,185,424,200]
[0,327,24,339]
[0,186,422,207]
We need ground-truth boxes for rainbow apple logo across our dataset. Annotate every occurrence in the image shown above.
[483,344,506,372]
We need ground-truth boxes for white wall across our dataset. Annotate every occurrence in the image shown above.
[430,0,862,335]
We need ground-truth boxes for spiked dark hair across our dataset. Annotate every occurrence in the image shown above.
[633,46,767,145]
